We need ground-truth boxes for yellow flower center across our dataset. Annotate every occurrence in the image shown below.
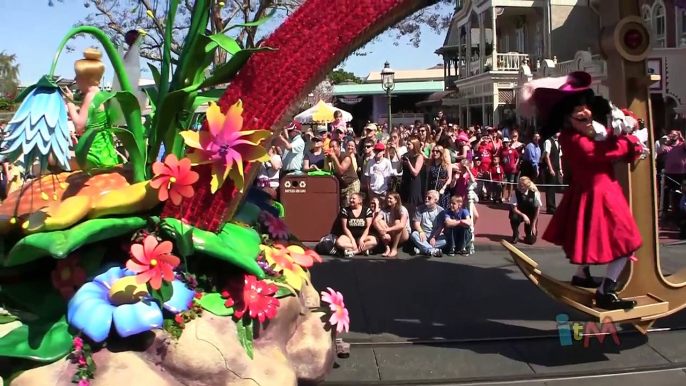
[150,259,158,267]
[108,276,149,306]
[169,177,177,184]
[60,267,72,281]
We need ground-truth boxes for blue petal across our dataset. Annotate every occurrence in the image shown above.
[93,267,129,289]
[9,90,36,123]
[29,91,53,127]
[112,299,163,338]
[164,280,194,313]
[67,282,109,320]
[43,92,61,128]
[68,296,115,343]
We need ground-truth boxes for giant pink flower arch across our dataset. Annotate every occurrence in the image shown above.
[162,0,439,231]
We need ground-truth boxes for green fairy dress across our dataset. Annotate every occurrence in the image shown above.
[75,93,121,169]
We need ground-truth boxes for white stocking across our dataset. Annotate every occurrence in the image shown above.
[598,257,628,294]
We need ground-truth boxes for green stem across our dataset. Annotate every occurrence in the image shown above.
[50,26,147,183]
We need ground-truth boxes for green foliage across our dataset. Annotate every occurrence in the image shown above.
[274,284,296,299]
[1,217,148,267]
[160,218,194,258]
[0,97,17,111]
[0,317,72,362]
[196,293,234,317]
[235,317,254,359]
[149,280,174,306]
[328,69,363,85]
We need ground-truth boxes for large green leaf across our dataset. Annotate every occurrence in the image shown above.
[73,126,100,170]
[147,63,162,87]
[207,34,241,55]
[233,203,262,226]
[1,280,66,320]
[236,317,254,359]
[160,219,264,278]
[78,244,106,277]
[196,293,234,317]
[159,218,194,258]
[149,281,174,305]
[0,317,72,362]
[2,217,147,267]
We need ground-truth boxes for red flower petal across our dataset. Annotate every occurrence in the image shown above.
[165,154,180,171]
[159,253,180,269]
[148,269,164,290]
[143,236,159,259]
[154,240,174,256]
[130,243,149,265]
[150,175,168,189]
[152,161,167,177]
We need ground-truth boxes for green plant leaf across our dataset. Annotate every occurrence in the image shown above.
[161,219,264,278]
[144,87,158,114]
[196,293,234,316]
[274,284,296,299]
[1,216,147,267]
[159,218,194,257]
[73,126,100,170]
[222,8,277,32]
[233,203,262,226]
[0,316,72,362]
[147,63,162,87]
[272,201,285,218]
[235,317,254,359]
[149,281,174,305]
[207,34,241,55]
[0,315,19,324]
[191,96,218,113]
[78,244,107,277]
[1,280,66,320]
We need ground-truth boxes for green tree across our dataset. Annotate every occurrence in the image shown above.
[328,69,362,85]
[0,51,20,96]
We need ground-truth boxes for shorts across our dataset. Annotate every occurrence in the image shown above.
[505,173,518,183]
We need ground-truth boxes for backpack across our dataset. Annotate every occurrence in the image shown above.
[315,234,338,256]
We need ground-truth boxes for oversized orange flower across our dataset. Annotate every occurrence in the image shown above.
[260,244,308,290]
[150,154,199,205]
[285,245,322,268]
[179,101,271,193]
[127,236,180,290]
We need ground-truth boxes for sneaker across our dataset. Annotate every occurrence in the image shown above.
[447,249,456,257]
[413,247,420,255]
[430,248,443,257]
[343,250,355,258]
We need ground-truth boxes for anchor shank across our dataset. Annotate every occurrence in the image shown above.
[599,0,661,295]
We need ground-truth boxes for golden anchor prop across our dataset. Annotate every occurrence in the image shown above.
[502,1,683,334]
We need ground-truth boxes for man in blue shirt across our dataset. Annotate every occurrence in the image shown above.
[521,133,541,180]
[444,195,472,256]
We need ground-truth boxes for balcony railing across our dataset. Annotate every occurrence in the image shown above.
[496,53,529,71]
[555,54,606,77]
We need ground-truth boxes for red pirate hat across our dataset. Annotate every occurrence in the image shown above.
[519,71,594,126]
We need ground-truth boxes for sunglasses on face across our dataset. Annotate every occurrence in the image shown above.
[432,150,441,154]
[365,145,373,148]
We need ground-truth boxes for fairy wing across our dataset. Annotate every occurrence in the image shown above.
[110,34,143,126]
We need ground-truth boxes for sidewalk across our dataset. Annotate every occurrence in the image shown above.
[310,245,686,384]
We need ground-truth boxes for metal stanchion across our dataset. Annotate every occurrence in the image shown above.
[659,169,666,218]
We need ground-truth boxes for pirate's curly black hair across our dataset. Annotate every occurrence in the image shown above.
[540,89,613,140]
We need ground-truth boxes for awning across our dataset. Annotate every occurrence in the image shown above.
[416,90,456,107]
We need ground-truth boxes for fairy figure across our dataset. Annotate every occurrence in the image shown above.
[62,48,120,169]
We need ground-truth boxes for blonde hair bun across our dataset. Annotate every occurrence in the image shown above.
[83,48,102,61]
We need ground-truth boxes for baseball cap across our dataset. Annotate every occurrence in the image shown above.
[373,142,386,151]
[503,137,510,142]
[285,121,302,131]
[365,123,378,132]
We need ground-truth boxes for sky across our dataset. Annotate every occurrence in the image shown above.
[0,1,448,86]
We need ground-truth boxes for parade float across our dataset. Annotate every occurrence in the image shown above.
[0,0,414,382]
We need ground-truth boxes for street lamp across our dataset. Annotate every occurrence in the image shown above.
[381,61,395,129]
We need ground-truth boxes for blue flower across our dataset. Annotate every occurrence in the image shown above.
[67,267,195,343]
[1,84,73,172]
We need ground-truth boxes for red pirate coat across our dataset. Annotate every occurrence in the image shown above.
[542,129,643,264]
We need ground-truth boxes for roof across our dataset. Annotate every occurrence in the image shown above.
[333,81,445,96]
[365,68,444,83]
[416,90,456,107]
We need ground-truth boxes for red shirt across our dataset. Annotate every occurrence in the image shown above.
[500,148,520,174]
[490,164,504,181]
[478,143,494,171]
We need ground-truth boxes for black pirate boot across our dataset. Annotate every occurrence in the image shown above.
[594,279,636,310]
[571,266,601,288]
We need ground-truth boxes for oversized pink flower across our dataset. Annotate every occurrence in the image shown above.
[321,287,349,334]
[126,236,180,290]
[179,101,271,193]
[150,154,199,205]
[259,211,289,240]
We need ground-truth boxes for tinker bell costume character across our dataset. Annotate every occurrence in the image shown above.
[62,48,121,169]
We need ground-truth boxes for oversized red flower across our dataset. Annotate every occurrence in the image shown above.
[127,236,181,290]
[221,274,280,323]
[51,254,87,299]
[151,154,199,206]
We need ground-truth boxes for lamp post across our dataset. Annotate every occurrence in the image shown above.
[381,61,395,129]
